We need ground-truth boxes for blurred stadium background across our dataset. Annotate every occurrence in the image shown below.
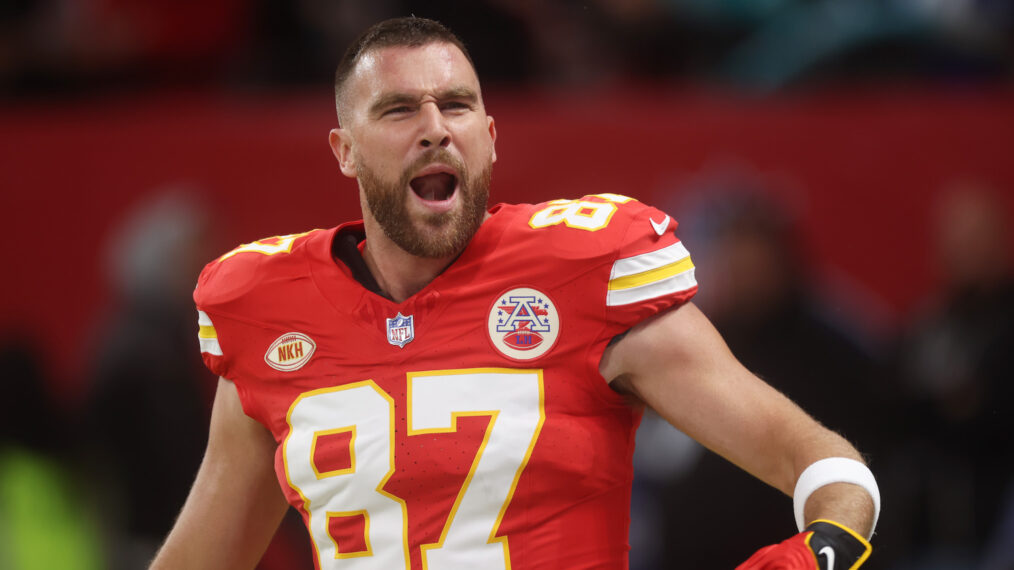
[1,1,1012,569]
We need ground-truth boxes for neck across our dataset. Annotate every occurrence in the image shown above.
[360,233,458,303]
[359,208,491,303]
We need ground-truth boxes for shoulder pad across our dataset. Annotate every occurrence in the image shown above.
[195,229,322,308]
[521,194,679,258]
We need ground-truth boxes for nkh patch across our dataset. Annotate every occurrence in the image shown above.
[487,287,560,361]
[387,312,415,348]
[264,332,316,371]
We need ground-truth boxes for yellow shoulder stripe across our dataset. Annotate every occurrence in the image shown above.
[608,256,694,291]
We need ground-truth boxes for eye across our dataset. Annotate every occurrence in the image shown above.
[441,101,472,113]
[382,106,414,117]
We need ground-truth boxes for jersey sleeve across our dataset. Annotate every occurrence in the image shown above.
[196,305,227,378]
[192,230,322,385]
[192,248,256,382]
[520,193,697,338]
[600,196,698,329]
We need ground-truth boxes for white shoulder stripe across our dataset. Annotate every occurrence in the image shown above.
[606,268,697,307]
[197,310,223,356]
[610,242,690,279]
[200,337,223,356]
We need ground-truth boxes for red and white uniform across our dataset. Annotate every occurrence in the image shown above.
[195,194,697,569]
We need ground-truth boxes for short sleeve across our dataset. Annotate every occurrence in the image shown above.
[196,307,228,378]
[603,201,698,328]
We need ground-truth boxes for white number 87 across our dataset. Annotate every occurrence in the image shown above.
[283,369,545,569]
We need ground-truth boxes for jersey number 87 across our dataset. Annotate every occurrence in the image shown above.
[283,368,545,569]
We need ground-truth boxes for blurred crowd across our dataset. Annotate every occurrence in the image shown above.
[1,0,1012,96]
[630,176,1014,569]
[2,1,1013,569]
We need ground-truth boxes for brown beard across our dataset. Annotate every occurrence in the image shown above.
[358,148,491,258]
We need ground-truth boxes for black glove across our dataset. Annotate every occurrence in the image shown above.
[736,519,872,570]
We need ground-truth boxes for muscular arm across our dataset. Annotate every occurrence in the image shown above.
[150,377,290,569]
[601,302,874,536]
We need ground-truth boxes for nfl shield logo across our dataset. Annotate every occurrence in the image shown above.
[386,313,414,348]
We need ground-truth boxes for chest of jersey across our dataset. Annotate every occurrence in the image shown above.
[232,253,634,569]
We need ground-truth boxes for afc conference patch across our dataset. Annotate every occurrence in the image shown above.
[387,312,415,348]
[487,287,560,361]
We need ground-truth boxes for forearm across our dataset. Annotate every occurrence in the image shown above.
[769,416,878,538]
[603,304,879,534]
[150,378,290,569]
[601,303,881,568]
[790,448,880,544]
[150,457,289,569]
[734,433,879,569]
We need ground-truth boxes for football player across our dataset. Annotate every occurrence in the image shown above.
[151,17,878,570]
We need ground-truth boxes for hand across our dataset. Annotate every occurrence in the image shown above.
[736,520,872,570]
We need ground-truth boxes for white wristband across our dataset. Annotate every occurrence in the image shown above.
[793,457,880,538]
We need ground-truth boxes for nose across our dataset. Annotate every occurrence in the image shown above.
[418,102,451,149]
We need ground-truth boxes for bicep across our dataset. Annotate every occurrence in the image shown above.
[602,303,848,494]
[151,377,289,570]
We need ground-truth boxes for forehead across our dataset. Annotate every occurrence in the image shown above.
[345,43,481,113]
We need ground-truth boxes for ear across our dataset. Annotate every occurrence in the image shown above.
[487,115,497,164]
[329,128,357,178]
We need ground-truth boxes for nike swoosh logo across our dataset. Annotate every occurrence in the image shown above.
[649,215,670,236]
[818,546,835,570]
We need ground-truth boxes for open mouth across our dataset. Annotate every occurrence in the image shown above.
[410,172,458,202]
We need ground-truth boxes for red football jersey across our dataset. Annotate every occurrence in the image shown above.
[195,194,697,569]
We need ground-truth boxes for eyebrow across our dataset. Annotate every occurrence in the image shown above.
[368,86,479,117]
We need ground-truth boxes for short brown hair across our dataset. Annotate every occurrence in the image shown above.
[333,17,476,125]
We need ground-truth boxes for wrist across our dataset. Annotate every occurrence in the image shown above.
[793,457,880,539]
[804,520,872,569]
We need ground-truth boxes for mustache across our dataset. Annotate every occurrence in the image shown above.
[400,149,467,187]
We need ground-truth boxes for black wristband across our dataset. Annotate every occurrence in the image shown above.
[804,520,872,570]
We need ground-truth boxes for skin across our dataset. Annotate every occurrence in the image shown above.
[150,377,289,569]
[329,42,497,302]
[600,305,874,537]
[150,41,873,569]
